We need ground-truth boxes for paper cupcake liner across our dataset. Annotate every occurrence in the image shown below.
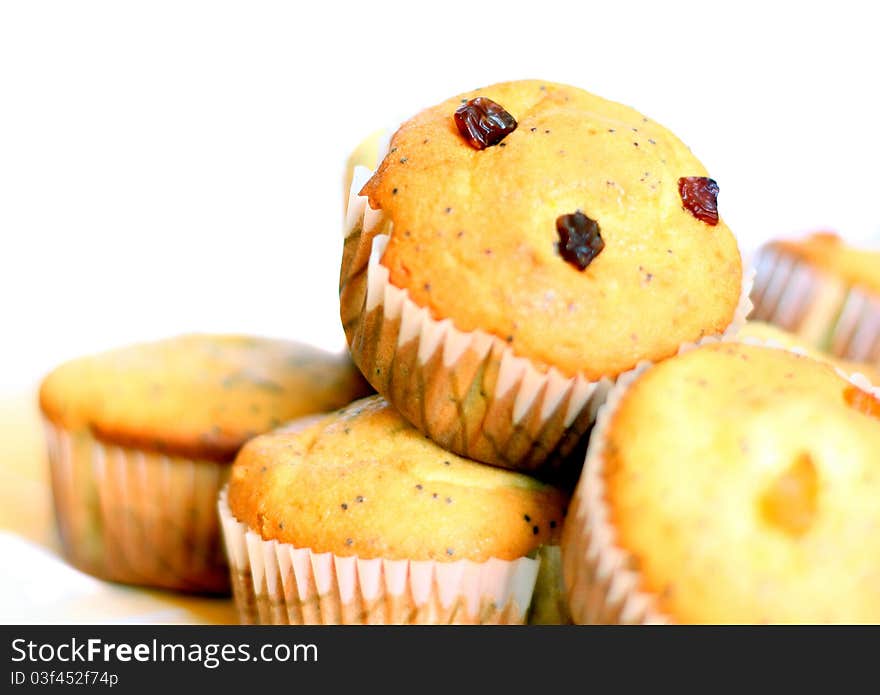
[43,420,230,594]
[340,163,753,476]
[750,243,880,366]
[560,337,880,625]
[218,488,542,625]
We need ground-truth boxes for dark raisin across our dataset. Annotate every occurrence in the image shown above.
[555,211,604,270]
[453,97,517,150]
[678,176,720,225]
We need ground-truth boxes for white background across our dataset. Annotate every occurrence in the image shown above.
[2,1,879,392]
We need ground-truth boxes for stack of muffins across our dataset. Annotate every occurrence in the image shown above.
[39,79,880,624]
[222,78,752,624]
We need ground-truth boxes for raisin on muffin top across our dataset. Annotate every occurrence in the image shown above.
[603,342,880,623]
[228,395,567,562]
[39,334,371,462]
[360,79,742,379]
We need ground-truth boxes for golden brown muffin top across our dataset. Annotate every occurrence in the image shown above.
[360,79,742,379]
[604,342,880,623]
[739,320,880,385]
[39,334,372,462]
[770,231,880,295]
[228,395,567,561]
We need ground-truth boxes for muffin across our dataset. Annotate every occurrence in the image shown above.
[562,341,880,624]
[39,334,371,593]
[750,231,880,365]
[340,79,748,477]
[219,395,567,624]
[739,320,880,385]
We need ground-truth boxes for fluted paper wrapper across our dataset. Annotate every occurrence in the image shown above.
[561,337,880,625]
[341,164,753,477]
[750,243,880,366]
[218,488,541,625]
[43,420,230,594]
